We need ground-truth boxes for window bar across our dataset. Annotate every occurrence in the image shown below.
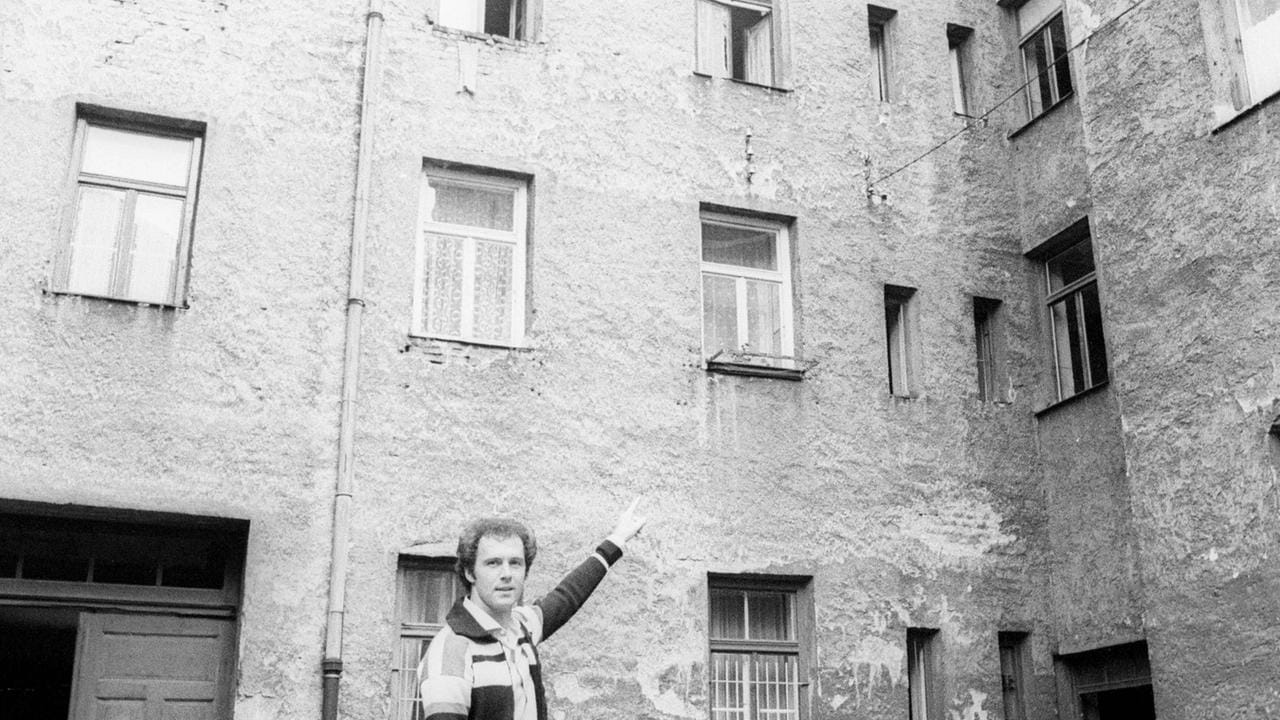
[460,236,477,338]
[735,277,750,354]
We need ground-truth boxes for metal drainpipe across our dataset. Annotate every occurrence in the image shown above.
[322,2,383,719]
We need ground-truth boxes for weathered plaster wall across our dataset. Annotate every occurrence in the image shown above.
[1034,392,1144,654]
[0,1,361,718]
[335,1,1056,719]
[998,0,1148,679]
[1073,0,1280,716]
[26,0,1276,718]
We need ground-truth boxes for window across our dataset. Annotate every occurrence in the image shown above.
[998,632,1028,720]
[973,297,1004,402]
[708,575,810,720]
[52,111,203,306]
[1234,0,1280,102]
[868,5,896,102]
[392,558,463,720]
[695,0,785,87]
[431,0,534,39]
[1043,232,1107,401]
[1017,3,1073,120]
[884,285,916,397]
[1063,642,1155,720]
[700,211,795,364]
[413,167,528,347]
[907,628,940,720]
[946,24,974,116]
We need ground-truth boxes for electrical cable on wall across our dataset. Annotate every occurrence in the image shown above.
[865,0,1155,198]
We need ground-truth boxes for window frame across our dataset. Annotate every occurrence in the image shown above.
[391,556,462,720]
[907,628,941,720]
[1231,0,1280,104]
[428,0,540,41]
[707,574,812,720]
[946,24,975,116]
[694,0,791,90]
[699,210,797,368]
[972,296,1005,402]
[412,165,529,348]
[884,284,917,398]
[1042,235,1107,402]
[867,5,897,103]
[1018,10,1074,121]
[998,632,1029,720]
[51,112,204,308]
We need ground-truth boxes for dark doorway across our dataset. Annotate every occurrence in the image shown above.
[1081,684,1156,720]
[0,606,79,720]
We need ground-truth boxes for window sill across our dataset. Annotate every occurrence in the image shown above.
[705,351,806,381]
[691,71,792,94]
[428,24,536,47]
[42,287,185,310]
[407,334,529,352]
[1007,91,1075,140]
[1211,87,1280,135]
[1033,379,1109,418]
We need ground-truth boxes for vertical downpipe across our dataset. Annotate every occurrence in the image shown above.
[322,2,383,720]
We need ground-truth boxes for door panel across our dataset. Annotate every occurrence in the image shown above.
[70,613,234,720]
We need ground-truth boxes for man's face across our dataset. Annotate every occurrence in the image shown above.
[466,534,527,619]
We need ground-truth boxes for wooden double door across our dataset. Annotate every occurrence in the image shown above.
[69,612,236,720]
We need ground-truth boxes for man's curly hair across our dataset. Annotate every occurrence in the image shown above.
[455,517,538,592]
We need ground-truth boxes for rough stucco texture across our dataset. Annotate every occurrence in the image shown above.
[1,1,359,718]
[1072,0,1280,717]
[7,0,1274,719]
[340,0,1051,719]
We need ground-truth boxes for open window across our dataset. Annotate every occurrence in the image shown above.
[430,0,536,40]
[695,0,788,88]
[51,106,204,307]
[1040,225,1108,402]
[1012,1,1073,121]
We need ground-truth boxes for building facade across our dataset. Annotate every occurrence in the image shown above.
[0,0,1276,719]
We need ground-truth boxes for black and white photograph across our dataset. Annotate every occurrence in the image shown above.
[1,0,1277,718]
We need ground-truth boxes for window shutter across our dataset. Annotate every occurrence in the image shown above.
[744,14,773,84]
[696,0,732,78]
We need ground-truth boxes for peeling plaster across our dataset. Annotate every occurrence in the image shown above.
[636,655,702,720]
[548,674,601,705]
[948,689,990,720]
[841,634,905,693]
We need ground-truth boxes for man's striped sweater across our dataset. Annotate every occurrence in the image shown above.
[417,539,624,720]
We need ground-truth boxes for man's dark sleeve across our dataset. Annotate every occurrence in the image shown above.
[533,539,623,641]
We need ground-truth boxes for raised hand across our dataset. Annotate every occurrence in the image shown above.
[607,497,647,548]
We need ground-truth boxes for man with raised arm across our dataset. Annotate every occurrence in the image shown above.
[417,500,647,720]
